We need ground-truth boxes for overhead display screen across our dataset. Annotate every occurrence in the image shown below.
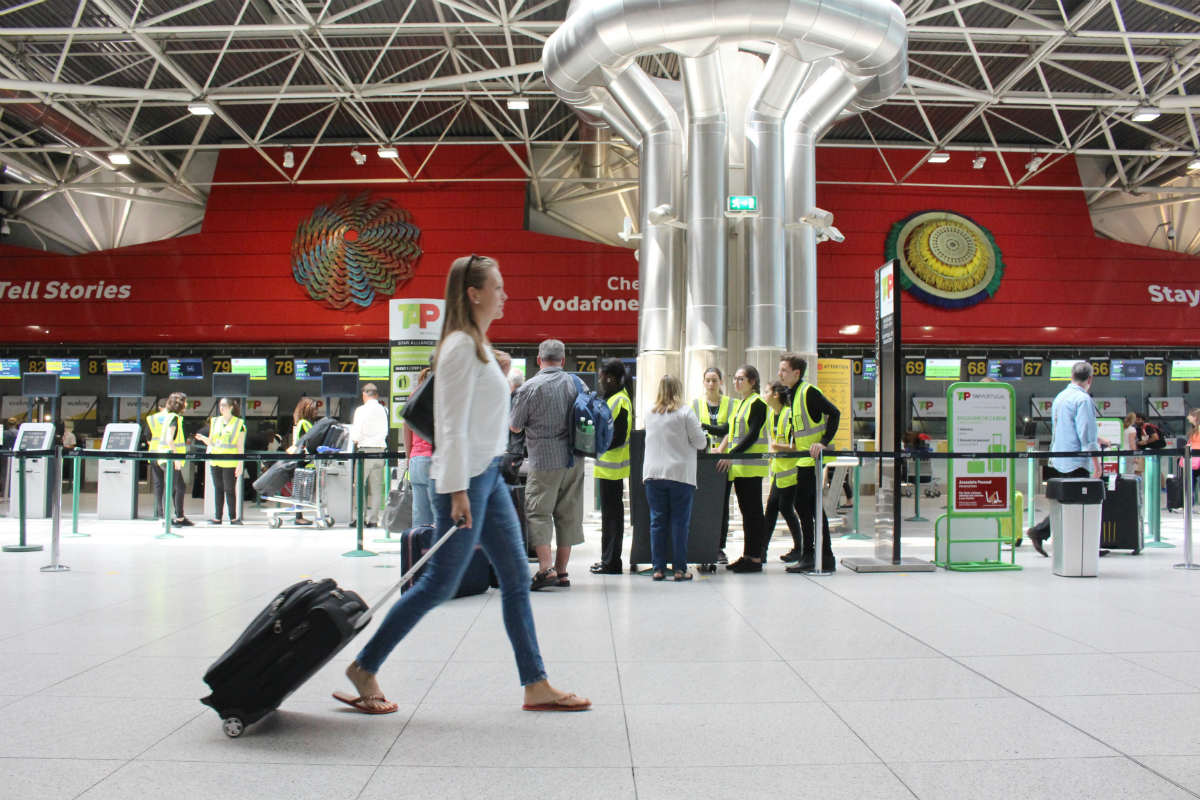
[295,358,329,380]
[0,358,19,379]
[168,357,204,380]
[1171,360,1200,382]
[1110,359,1145,381]
[987,359,1023,381]
[45,357,81,379]
[230,357,268,380]
[924,358,961,381]
[106,358,143,374]
[862,357,877,381]
[1049,359,1078,381]
[358,358,389,380]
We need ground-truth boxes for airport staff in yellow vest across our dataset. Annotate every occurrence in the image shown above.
[147,392,191,526]
[196,397,246,525]
[715,365,771,572]
[776,353,842,574]
[591,359,633,575]
[762,381,804,563]
[691,367,734,451]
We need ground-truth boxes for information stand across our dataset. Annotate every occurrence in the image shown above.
[933,382,1021,571]
[97,423,141,520]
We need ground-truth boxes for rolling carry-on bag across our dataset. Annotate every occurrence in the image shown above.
[201,521,468,738]
[1100,475,1141,553]
[400,525,492,598]
[1166,473,1184,512]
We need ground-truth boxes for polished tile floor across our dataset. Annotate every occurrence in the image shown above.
[2,490,1200,800]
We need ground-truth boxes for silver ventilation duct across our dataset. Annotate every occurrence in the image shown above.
[543,0,907,414]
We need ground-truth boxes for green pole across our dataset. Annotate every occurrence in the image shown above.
[69,451,86,537]
[4,453,43,552]
[157,457,182,539]
[1144,454,1172,548]
[343,454,377,557]
[905,455,927,522]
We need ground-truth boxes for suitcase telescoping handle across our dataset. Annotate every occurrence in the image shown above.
[356,517,468,630]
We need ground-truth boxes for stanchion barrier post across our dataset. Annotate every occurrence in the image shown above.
[1176,444,1199,571]
[69,450,87,538]
[1026,454,1037,531]
[41,446,69,572]
[905,455,927,522]
[343,453,377,557]
[1144,453,1172,548]
[4,452,43,552]
[157,456,182,540]
[841,463,870,540]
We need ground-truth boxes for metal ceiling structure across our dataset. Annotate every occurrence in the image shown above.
[0,0,1198,253]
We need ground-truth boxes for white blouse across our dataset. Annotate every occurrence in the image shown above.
[430,331,509,493]
[642,405,708,486]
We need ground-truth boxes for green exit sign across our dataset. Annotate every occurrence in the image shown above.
[727,195,758,212]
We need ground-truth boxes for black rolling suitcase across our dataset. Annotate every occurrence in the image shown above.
[1167,474,1184,511]
[1101,475,1141,553]
[201,522,466,738]
[400,525,492,598]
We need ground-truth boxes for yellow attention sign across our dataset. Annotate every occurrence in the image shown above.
[817,358,852,452]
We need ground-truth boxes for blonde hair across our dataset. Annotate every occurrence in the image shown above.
[652,374,684,414]
[435,254,497,366]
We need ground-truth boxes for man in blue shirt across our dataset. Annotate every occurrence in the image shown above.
[1027,361,1109,555]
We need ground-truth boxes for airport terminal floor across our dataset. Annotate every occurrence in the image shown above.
[2,488,1200,800]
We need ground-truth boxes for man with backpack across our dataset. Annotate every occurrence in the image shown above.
[510,339,585,591]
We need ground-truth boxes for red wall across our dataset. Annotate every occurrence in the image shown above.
[0,144,1196,347]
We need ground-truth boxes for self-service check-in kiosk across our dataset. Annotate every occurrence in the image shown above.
[8,422,56,519]
[97,423,141,520]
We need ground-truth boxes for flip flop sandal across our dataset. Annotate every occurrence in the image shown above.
[674,572,693,581]
[652,572,665,581]
[531,568,557,591]
[332,691,399,715]
[523,693,592,712]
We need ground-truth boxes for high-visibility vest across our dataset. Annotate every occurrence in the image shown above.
[292,418,313,448]
[692,394,734,451]
[790,382,827,468]
[147,410,184,466]
[594,389,632,480]
[769,407,800,488]
[728,394,770,480]
[208,415,246,468]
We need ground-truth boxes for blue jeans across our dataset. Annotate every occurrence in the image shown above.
[645,479,694,574]
[408,456,435,528]
[356,458,547,686]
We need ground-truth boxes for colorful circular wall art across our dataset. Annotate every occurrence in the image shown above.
[291,193,422,309]
[884,210,1004,309]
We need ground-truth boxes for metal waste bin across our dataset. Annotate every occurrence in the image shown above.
[1047,477,1105,577]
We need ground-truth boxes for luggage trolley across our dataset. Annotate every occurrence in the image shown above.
[262,423,352,530]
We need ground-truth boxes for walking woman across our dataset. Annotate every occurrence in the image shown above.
[403,367,437,527]
[196,398,246,525]
[644,374,708,581]
[336,254,590,714]
[716,365,770,573]
[762,381,804,562]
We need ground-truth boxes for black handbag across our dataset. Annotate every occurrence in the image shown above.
[401,374,435,445]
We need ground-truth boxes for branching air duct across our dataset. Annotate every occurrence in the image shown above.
[543,0,907,411]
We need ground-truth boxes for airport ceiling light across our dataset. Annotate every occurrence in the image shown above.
[377,145,399,159]
[1025,155,1044,171]
[506,95,530,110]
[282,149,295,169]
[107,151,131,166]
[1188,157,1200,172]
[187,101,214,116]
[1131,107,1161,123]
[928,152,950,164]
[350,148,366,165]
[972,155,986,169]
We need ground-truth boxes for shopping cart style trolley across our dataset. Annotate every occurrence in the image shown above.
[257,421,351,529]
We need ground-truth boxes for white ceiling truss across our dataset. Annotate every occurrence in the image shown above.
[0,0,1197,253]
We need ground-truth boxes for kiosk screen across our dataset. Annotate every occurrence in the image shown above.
[987,359,1023,380]
[106,358,142,373]
[295,358,329,380]
[19,431,47,450]
[1111,359,1145,381]
[230,357,268,380]
[105,431,135,450]
[46,358,81,379]
[0,358,19,379]
[358,358,389,380]
[169,357,204,379]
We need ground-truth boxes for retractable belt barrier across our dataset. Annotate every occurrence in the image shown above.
[8,446,1195,573]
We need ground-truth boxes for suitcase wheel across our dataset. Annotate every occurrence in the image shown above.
[323,516,335,528]
[268,517,282,529]
[222,716,245,738]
